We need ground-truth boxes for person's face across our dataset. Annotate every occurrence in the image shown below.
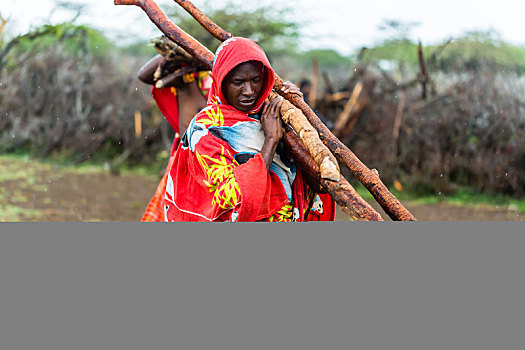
[222,61,264,112]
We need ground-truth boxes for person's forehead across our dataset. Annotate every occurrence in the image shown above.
[228,61,263,78]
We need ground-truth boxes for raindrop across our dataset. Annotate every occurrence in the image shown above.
[135,87,138,91]
[92,126,95,130]
[505,172,508,176]
[440,173,444,178]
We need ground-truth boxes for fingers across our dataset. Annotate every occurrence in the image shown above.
[280,81,303,97]
[262,96,283,119]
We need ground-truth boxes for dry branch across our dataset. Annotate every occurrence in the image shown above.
[282,124,382,221]
[333,81,363,137]
[417,41,428,100]
[269,91,339,181]
[310,58,319,109]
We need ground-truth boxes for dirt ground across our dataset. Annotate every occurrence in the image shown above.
[0,156,522,222]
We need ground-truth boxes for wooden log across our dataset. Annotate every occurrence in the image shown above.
[268,91,339,181]
[274,76,416,221]
[282,124,382,221]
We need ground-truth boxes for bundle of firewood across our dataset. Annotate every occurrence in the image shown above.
[114,0,416,221]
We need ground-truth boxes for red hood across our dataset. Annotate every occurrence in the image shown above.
[208,37,275,114]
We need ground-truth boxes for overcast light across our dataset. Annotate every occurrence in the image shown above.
[3,0,525,55]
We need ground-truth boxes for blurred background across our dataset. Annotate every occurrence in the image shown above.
[1,0,524,221]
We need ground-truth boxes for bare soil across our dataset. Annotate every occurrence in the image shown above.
[0,157,522,222]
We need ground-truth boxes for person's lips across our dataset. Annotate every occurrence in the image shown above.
[239,99,255,107]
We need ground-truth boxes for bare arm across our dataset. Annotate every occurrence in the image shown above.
[137,54,165,85]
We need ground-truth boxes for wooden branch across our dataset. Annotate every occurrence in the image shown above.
[155,65,196,88]
[321,71,334,95]
[324,91,352,103]
[274,77,416,221]
[269,91,339,181]
[339,79,375,140]
[417,41,428,100]
[391,92,406,160]
[283,125,382,221]
[310,58,319,109]
[333,81,363,137]
[114,0,215,68]
[116,0,416,221]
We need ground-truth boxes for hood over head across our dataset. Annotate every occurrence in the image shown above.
[208,37,275,114]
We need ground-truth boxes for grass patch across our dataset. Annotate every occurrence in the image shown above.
[0,152,159,179]
[0,203,42,221]
[353,181,525,213]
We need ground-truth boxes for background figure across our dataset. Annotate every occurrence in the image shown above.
[138,42,212,222]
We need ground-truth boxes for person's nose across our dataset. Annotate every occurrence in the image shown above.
[242,82,255,97]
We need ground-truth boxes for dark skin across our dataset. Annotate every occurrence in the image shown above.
[137,54,207,136]
[222,61,302,172]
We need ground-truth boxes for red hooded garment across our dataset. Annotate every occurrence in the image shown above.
[164,37,335,222]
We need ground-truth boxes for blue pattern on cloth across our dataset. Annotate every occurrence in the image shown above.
[204,114,296,201]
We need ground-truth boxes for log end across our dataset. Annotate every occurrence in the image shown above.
[320,157,340,182]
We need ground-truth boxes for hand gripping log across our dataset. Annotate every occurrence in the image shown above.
[114,0,394,220]
[168,0,416,221]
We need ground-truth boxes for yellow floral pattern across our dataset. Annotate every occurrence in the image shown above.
[198,106,224,127]
[268,204,294,222]
[196,145,240,210]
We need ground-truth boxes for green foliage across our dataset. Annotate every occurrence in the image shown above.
[362,38,420,66]
[163,1,300,56]
[359,30,525,74]
[296,49,352,68]
[4,23,112,60]
[435,31,525,73]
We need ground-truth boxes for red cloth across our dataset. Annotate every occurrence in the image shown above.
[141,72,211,222]
[164,37,335,222]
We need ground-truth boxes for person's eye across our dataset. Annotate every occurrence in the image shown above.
[233,81,243,86]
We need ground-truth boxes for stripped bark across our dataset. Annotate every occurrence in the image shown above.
[115,0,416,221]
[269,91,339,181]
[274,77,417,221]
[282,124,383,221]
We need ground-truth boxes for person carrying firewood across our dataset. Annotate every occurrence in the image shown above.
[163,37,335,222]
[138,48,213,222]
